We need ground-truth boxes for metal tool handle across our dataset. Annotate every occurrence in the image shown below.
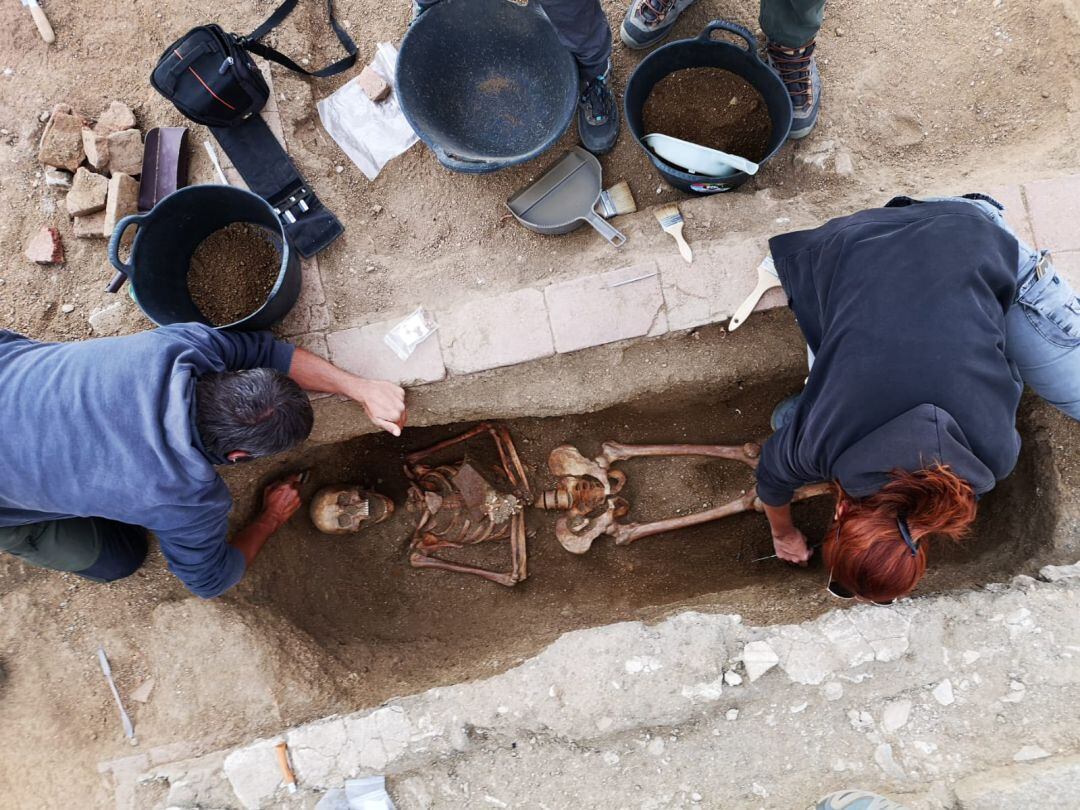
[105,213,145,293]
[582,209,626,247]
[696,20,758,56]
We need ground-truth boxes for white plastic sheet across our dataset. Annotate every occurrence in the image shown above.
[315,776,396,810]
[317,43,418,180]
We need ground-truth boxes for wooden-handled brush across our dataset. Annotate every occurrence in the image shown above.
[654,203,692,264]
[597,181,637,218]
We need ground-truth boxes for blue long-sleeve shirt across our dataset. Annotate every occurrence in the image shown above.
[0,324,295,597]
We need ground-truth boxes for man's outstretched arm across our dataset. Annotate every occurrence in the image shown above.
[286,346,407,436]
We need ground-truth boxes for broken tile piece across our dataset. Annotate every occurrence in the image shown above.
[66,167,108,217]
[103,172,139,237]
[357,66,390,102]
[81,127,110,170]
[129,678,155,704]
[38,109,85,172]
[24,226,64,264]
[74,210,108,239]
[95,100,136,134]
[106,129,144,176]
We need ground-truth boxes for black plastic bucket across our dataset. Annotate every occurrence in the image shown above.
[397,0,579,174]
[625,20,793,194]
[107,185,301,330]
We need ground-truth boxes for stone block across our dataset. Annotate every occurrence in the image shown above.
[659,237,785,331]
[74,210,108,239]
[106,129,144,176]
[1023,174,1080,252]
[103,172,139,236]
[1050,250,1080,291]
[88,300,128,335]
[65,167,108,217]
[95,100,136,134]
[81,127,109,170]
[438,287,554,375]
[544,263,668,354]
[326,318,446,386]
[357,66,390,102]
[38,109,85,172]
[954,755,1080,810]
[987,185,1036,246]
[24,226,63,264]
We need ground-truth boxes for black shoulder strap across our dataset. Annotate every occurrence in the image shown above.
[242,0,357,78]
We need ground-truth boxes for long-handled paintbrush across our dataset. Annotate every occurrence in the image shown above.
[654,203,692,264]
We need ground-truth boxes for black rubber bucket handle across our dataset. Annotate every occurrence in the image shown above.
[696,20,759,57]
[105,213,147,293]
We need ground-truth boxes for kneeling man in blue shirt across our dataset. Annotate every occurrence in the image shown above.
[0,323,406,598]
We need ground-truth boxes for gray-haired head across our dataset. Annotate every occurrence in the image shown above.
[195,368,313,462]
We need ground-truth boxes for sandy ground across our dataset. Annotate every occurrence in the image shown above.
[0,0,1078,807]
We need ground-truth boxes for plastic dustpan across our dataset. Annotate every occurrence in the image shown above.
[644,132,759,177]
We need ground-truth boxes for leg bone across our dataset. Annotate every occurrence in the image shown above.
[598,442,762,469]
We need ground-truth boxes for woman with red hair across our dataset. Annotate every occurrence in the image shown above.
[757,194,1080,604]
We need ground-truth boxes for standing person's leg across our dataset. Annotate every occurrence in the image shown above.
[537,0,621,155]
[761,0,827,139]
[0,517,148,583]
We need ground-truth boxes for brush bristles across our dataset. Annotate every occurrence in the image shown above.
[604,181,637,216]
[653,203,683,227]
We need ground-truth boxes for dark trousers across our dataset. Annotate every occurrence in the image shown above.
[419,0,827,80]
[0,517,148,583]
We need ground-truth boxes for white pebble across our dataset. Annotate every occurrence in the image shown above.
[61,303,75,313]
[726,708,739,721]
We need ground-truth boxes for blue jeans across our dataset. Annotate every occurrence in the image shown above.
[941,196,1080,420]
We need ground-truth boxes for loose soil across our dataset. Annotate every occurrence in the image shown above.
[643,67,773,162]
[187,222,280,326]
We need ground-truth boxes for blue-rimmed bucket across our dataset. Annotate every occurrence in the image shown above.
[625,20,793,194]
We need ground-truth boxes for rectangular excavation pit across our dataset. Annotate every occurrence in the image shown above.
[223,380,1068,714]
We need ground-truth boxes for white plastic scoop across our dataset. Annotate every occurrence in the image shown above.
[728,255,782,331]
[644,133,760,177]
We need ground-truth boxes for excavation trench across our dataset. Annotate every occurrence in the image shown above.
[226,377,1063,710]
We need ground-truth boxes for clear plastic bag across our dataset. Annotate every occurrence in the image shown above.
[384,307,438,361]
[316,43,418,180]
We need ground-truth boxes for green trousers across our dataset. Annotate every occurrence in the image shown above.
[0,517,148,583]
[760,0,827,47]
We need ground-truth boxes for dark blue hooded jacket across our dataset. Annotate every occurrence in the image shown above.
[756,200,1022,505]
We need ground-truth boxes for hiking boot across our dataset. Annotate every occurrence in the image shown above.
[766,39,822,139]
[578,69,620,155]
[620,0,698,49]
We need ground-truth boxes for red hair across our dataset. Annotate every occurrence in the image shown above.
[822,465,977,603]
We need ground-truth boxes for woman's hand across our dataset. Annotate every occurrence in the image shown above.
[772,526,813,566]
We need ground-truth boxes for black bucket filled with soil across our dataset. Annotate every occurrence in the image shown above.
[107,185,301,330]
[625,20,793,194]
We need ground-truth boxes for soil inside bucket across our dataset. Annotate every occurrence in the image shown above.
[643,67,773,163]
[187,222,281,327]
